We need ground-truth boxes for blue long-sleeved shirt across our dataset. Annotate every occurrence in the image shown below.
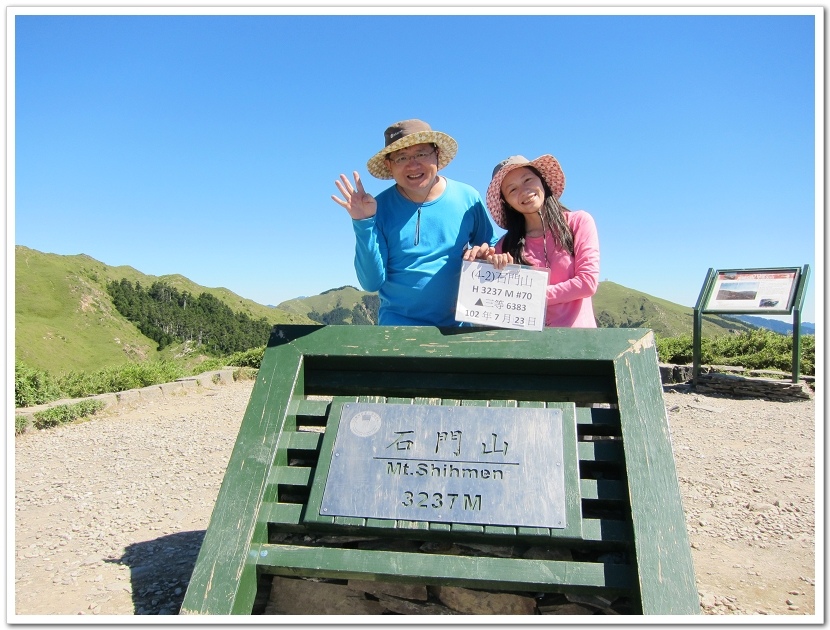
[352,178,497,326]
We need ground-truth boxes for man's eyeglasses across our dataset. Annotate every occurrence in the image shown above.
[387,147,437,166]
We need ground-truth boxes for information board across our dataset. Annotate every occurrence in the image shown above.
[320,403,567,529]
[704,268,800,313]
[455,260,549,331]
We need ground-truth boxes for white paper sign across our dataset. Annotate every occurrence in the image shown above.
[455,261,549,331]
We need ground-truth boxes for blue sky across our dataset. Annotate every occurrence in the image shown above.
[11,8,820,323]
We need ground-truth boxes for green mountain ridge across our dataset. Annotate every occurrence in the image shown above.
[276,285,368,318]
[15,245,754,375]
[15,246,314,373]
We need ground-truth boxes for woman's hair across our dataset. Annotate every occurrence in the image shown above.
[500,166,574,265]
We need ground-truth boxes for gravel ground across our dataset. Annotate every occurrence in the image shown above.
[12,379,817,617]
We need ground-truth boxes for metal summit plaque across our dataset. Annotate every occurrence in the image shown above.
[320,403,567,528]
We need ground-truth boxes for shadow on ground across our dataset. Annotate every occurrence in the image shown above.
[106,530,205,615]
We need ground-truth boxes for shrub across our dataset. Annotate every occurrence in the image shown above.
[655,330,815,376]
[55,370,100,399]
[100,361,185,393]
[15,362,62,407]
[655,334,693,365]
[190,346,264,374]
[58,361,186,398]
[225,346,265,369]
[32,399,105,430]
[15,415,28,436]
[233,367,259,381]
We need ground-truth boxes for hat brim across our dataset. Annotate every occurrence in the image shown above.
[366,131,458,180]
[485,154,566,229]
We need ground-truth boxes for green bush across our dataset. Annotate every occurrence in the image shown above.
[15,362,62,407]
[224,346,265,369]
[655,334,694,365]
[15,350,265,411]
[32,399,105,430]
[58,361,186,398]
[15,415,28,436]
[655,330,815,376]
[188,346,264,374]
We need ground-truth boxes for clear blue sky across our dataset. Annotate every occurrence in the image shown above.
[12,9,820,323]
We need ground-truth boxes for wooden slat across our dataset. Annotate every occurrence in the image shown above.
[180,344,303,615]
[334,516,366,526]
[259,502,303,525]
[580,478,626,502]
[581,517,629,542]
[266,465,312,488]
[304,369,614,403]
[575,406,621,432]
[291,398,330,417]
[281,431,322,451]
[253,544,636,595]
[613,333,699,614]
[578,441,624,463]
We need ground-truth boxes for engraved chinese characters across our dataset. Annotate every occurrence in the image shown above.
[455,261,550,331]
[320,403,567,528]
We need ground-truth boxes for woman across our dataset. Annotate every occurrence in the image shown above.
[466,154,599,328]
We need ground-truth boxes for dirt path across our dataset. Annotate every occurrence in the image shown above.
[12,379,817,617]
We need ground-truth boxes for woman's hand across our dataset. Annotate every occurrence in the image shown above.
[486,252,513,270]
[463,242,495,262]
[332,171,377,220]
[463,243,513,269]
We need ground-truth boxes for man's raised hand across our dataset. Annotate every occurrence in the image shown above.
[332,171,377,220]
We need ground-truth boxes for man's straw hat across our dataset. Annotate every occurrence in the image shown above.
[366,119,458,180]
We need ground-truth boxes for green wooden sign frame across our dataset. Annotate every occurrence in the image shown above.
[693,265,811,383]
[181,325,698,616]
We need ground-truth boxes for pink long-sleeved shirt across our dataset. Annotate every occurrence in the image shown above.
[495,210,599,328]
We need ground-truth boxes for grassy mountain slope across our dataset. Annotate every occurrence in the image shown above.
[593,281,754,338]
[15,246,313,374]
[276,285,367,320]
[286,282,754,339]
[16,246,759,375]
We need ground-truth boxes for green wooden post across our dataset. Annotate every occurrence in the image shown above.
[180,343,305,615]
[614,332,698,613]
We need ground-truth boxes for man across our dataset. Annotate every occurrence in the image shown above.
[332,119,497,326]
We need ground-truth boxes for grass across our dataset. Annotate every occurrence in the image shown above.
[30,399,107,431]
[656,329,815,375]
[15,347,267,410]
[57,361,189,398]
[15,245,313,374]
[15,247,159,374]
[593,281,755,338]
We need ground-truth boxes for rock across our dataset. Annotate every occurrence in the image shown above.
[688,403,724,413]
[696,373,812,401]
[264,577,385,615]
[347,579,428,601]
[699,591,717,608]
[522,546,573,561]
[374,594,459,615]
[540,602,596,614]
[434,586,536,614]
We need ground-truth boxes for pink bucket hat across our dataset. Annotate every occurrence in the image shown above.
[486,154,566,229]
